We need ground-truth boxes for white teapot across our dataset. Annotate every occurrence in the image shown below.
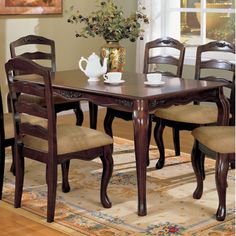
[79,52,108,81]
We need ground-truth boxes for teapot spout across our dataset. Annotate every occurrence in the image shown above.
[101,57,108,74]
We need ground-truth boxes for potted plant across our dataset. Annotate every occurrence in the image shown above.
[67,0,149,71]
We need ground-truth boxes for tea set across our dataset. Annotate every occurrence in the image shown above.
[79,52,124,84]
[79,52,165,86]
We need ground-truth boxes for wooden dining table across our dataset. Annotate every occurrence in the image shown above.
[23,69,230,216]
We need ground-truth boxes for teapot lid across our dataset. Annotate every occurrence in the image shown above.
[88,52,100,60]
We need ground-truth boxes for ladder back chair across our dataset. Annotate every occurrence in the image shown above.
[9,34,84,126]
[154,41,235,169]
[104,37,185,164]
[5,56,114,222]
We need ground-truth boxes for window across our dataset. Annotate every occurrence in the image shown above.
[149,0,235,63]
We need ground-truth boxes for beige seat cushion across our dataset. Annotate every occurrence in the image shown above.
[23,124,113,155]
[155,105,218,124]
[4,113,44,140]
[192,126,235,154]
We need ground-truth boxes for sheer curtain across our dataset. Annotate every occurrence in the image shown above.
[136,0,163,73]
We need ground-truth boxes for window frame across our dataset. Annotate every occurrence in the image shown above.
[152,0,235,65]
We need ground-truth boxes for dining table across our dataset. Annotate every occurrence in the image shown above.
[22,69,230,216]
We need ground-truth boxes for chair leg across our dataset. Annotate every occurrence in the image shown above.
[200,152,206,180]
[61,160,70,193]
[10,144,16,176]
[14,144,24,208]
[100,145,113,208]
[172,128,180,156]
[230,162,235,169]
[74,102,84,126]
[0,144,5,200]
[154,118,165,169]
[215,153,229,221]
[146,115,152,167]
[89,102,98,129]
[191,140,204,199]
[47,163,58,223]
[104,108,115,138]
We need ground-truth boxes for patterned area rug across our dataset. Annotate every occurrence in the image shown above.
[2,137,235,235]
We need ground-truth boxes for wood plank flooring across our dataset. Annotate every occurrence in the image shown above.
[0,108,193,235]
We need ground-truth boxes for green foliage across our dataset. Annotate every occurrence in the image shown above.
[207,15,235,43]
[67,0,149,42]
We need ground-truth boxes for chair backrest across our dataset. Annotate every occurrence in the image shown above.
[143,37,185,77]
[195,41,235,125]
[5,56,57,157]
[10,35,56,73]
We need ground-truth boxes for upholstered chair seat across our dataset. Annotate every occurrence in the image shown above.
[192,126,235,154]
[23,124,113,154]
[155,105,218,124]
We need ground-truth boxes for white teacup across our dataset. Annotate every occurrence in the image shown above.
[146,73,162,83]
[103,72,122,82]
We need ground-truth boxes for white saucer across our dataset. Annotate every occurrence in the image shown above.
[144,81,165,86]
[104,80,125,85]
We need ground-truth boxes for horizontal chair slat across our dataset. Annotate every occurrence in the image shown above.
[12,81,45,97]
[200,60,234,71]
[20,52,52,60]
[149,56,179,66]
[20,123,48,140]
[15,101,47,119]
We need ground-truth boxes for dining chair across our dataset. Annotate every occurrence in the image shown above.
[191,125,235,221]
[104,37,185,163]
[0,88,15,199]
[153,40,235,169]
[5,56,114,223]
[9,34,84,126]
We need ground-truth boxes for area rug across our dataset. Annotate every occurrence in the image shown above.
[2,137,235,235]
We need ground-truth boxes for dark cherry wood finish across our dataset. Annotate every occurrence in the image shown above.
[154,41,235,169]
[103,37,185,162]
[0,89,15,199]
[191,130,235,221]
[13,65,230,216]
[5,57,113,222]
[9,34,84,126]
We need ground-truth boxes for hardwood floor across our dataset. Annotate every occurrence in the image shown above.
[0,108,193,235]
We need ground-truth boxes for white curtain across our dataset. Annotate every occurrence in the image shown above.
[136,0,151,73]
[136,0,161,73]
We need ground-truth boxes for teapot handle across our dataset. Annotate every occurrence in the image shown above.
[78,57,88,73]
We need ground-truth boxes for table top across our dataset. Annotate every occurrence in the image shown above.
[16,69,225,100]
[50,70,225,99]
